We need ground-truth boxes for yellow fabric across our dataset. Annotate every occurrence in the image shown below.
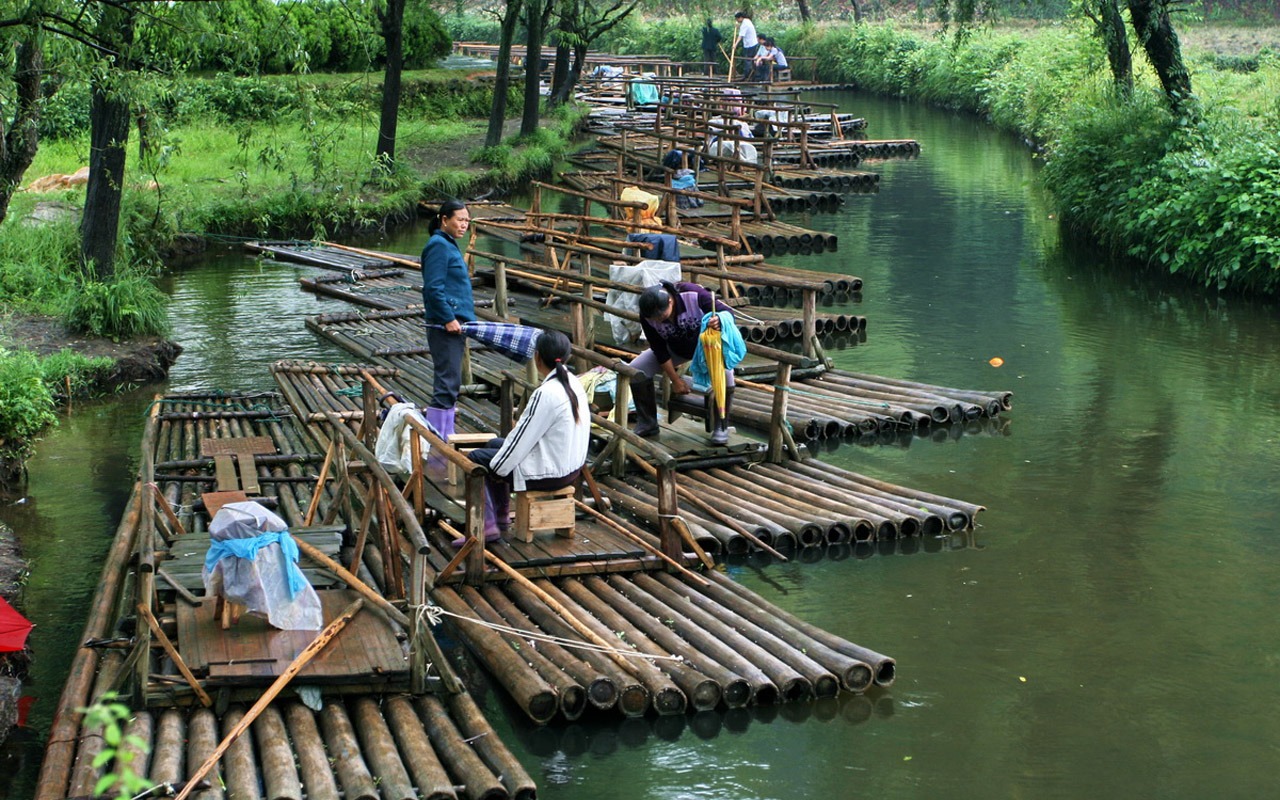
[700,327,726,415]
[620,186,662,231]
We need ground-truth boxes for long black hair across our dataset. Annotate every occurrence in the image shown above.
[536,330,580,423]
[428,198,467,235]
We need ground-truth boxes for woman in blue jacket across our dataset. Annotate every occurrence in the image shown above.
[421,199,474,446]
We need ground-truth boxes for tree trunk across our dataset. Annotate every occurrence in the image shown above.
[80,84,131,280]
[485,0,525,147]
[1127,0,1193,113]
[520,0,551,137]
[797,0,812,23]
[548,41,571,108]
[376,0,407,170]
[80,4,135,280]
[0,33,43,226]
[850,0,863,24]
[1099,0,1133,96]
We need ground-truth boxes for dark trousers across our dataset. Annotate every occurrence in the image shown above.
[426,326,465,408]
[470,438,581,493]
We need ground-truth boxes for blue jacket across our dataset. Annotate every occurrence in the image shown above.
[421,230,475,324]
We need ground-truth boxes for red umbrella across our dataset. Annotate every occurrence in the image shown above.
[0,596,33,652]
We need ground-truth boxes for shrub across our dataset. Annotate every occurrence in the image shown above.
[61,271,169,340]
[0,349,57,463]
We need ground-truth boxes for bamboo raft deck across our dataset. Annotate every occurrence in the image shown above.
[266,363,915,724]
[250,239,863,337]
[36,391,537,800]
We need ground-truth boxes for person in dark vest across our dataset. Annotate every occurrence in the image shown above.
[701,19,723,73]
[629,282,736,444]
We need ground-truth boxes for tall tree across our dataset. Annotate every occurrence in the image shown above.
[485,0,525,147]
[1077,0,1133,96]
[80,2,136,279]
[546,0,638,108]
[1127,0,1192,113]
[0,28,43,226]
[520,0,555,137]
[375,0,407,170]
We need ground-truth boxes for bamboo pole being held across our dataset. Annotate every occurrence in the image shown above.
[172,598,365,800]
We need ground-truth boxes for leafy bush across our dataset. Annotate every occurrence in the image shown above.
[0,349,57,462]
[40,350,116,398]
[61,271,169,339]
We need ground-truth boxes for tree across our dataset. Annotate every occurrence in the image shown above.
[546,0,639,108]
[938,0,1192,113]
[0,27,42,226]
[376,0,407,170]
[485,0,525,147]
[1127,0,1193,114]
[1076,0,1133,96]
[520,0,555,137]
[80,2,136,279]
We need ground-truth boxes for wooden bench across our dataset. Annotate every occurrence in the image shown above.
[514,486,576,543]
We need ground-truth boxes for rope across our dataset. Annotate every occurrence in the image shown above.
[426,603,684,663]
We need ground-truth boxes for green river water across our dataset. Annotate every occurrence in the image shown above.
[3,89,1279,799]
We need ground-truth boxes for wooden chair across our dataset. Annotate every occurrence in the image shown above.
[513,486,576,543]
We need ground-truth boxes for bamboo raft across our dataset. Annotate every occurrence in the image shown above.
[250,238,862,333]
[264,362,911,724]
[35,391,536,800]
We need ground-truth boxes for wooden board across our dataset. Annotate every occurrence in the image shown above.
[163,526,346,593]
[176,589,407,684]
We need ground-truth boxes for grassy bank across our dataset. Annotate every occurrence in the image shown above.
[600,16,1280,294]
[0,65,586,470]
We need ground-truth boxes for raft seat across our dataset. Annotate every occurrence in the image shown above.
[513,486,576,543]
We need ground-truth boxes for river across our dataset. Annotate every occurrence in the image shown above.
[3,89,1279,799]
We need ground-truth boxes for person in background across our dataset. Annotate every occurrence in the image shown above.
[750,36,788,82]
[629,282,736,444]
[732,11,759,79]
[701,18,723,73]
[463,331,589,543]
[421,199,473,451]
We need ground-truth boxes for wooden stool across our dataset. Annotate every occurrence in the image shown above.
[447,432,494,485]
[213,595,246,629]
[514,486,576,543]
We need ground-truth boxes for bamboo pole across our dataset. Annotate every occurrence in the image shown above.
[137,603,212,707]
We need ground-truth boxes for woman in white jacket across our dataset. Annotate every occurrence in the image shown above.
[459,330,589,543]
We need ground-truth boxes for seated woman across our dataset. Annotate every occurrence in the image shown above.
[459,331,590,544]
[749,37,788,82]
[629,281,736,444]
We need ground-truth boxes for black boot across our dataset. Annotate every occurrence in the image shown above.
[631,377,660,438]
[709,388,733,445]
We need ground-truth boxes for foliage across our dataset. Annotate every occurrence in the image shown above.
[61,269,169,339]
[0,349,57,462]
[78,693,152,800]
[129,0,451,75]
[0,219,82,315]
[40,350,115,397]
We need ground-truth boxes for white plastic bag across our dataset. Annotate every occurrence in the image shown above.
[605,260,682,344]
[375,402,432,476]
[202,501,323,631]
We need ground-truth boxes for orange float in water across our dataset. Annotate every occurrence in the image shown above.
[989,357,1004,367]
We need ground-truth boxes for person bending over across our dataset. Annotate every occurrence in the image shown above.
[629,282,736,444]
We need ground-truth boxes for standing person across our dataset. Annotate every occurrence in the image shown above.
[629,281,736,444]
[701,18,723,73]
[463,331,589,543]
[732,11,759,79]
[421,199,473,450]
